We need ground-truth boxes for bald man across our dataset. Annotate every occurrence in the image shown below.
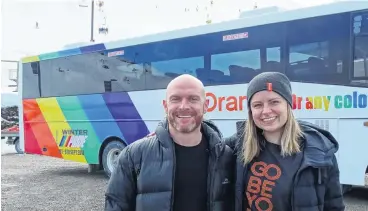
[105,74,235,211]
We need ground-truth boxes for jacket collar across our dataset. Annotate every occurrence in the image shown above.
[298,120,339,168]
[233,120,338,168]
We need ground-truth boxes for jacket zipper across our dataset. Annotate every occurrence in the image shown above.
[207,153,211,211]
[170,141,176,211]
[290,143,306,211]
[291,168,301,211]
[207,146,214,211]
[207,147,219,211]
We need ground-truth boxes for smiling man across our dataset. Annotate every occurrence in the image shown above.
[105,74,235,211]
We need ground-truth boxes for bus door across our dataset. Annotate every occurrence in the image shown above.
[338,10,368,187]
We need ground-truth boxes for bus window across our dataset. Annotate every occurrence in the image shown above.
[265,47,282,72]
[352,11,368,87]
[40,56,106,97]
[148,56,204,90]
[22,62,40,99]
[207,21,285,85]
[286,13,350,84]
[40,53,149,97]
[210,49,261,85]
[289,41,329,80]
[352,36,368,86]
[103,57,147,92]
[354,36,368,77]
[267,47,281,62]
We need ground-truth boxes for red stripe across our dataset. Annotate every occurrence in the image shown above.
[23,99,63,158]
[65,136,72,147]
[23,114,42,155]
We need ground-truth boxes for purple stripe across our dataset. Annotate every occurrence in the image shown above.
[102,92,149,144]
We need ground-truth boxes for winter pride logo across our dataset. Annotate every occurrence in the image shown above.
[206,91,368,112]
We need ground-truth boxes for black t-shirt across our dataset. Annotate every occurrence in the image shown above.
[244,141,303,211]
[173,135,209,211]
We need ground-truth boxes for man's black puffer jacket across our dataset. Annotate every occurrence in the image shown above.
[105,118,235,211]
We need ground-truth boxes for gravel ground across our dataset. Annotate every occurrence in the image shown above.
[1,149,368,211]
[1,153,107,211]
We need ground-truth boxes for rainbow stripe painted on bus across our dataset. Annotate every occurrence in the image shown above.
[22,92,150,164]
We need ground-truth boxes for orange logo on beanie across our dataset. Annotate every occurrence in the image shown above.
[267,82,273,91]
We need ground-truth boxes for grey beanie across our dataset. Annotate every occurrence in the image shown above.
[247,72,292,107]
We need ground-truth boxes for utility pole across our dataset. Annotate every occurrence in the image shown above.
[90,0,95,42]
[79,0,95,42]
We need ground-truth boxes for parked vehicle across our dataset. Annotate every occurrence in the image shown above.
[1,92,21,153]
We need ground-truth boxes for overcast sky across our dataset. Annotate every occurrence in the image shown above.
[1,0,339,92]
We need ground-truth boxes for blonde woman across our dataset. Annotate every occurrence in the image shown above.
[225,72,345,211]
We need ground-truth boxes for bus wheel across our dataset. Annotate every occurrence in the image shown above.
[102,140,126,178]
[14,138,23,154]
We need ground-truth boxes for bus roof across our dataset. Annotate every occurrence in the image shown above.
[21,1,367,63]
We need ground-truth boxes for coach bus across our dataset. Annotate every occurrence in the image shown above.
[18,1,367,191]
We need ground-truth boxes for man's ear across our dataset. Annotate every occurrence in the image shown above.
[163,99,168,114]
[204,99,209,114]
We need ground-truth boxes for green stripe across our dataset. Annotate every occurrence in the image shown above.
[57,96,100,164]
[39,52,59,60]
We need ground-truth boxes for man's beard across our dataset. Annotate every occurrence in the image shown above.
[167,110,203,133]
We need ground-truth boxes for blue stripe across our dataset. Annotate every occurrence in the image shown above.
[80,44,106,54]
[102,92,149,144]
[77,94,125,142]
[59,136,66,147]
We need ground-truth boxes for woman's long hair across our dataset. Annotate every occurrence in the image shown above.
[240,105,304,165]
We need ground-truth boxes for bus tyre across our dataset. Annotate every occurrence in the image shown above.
[14,138,23,154]
[102,141,126,178]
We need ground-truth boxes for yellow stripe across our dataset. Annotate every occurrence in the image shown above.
[22,56,40,63]
[37,98,87,163]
